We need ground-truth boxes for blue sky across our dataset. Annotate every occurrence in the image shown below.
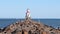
[0,0,60,19]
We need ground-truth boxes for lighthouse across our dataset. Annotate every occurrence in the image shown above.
[26,9,31,20]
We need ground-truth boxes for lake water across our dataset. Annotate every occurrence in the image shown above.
[0,19,60,29]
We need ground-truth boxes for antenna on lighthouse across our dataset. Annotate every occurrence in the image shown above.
[25,8,31,20]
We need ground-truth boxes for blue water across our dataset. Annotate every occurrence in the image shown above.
[0,19,60,29]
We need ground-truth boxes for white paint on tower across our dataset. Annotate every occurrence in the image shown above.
[26,9,31,18]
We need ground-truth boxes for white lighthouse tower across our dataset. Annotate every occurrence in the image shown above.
[26,9,31,20]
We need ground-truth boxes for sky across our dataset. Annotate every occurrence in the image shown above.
[0,0,60,19]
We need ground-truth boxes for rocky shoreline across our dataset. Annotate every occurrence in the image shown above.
[0,18,60,34]
[0,9,60,34]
